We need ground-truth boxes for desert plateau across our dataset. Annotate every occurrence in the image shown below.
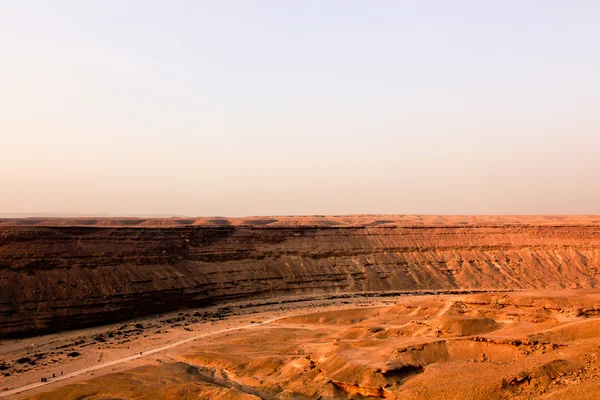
[2,215,600,399]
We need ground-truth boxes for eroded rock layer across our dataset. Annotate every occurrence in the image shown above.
[2,223,600,337]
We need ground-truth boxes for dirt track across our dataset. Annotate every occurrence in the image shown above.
[0,317,283,398]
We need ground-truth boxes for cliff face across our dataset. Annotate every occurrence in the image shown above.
[2,224,600,337]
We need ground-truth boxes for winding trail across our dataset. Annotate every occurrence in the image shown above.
[0,317,281,398]
[437,300,455,317]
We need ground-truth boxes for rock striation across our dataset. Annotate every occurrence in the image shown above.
[2,219,600,337]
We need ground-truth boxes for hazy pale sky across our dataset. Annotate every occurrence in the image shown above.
[2,1,599,216]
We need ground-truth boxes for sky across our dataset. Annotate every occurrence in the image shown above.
[1,1,599,217]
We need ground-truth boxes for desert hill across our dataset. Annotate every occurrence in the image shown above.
[2,214,600,228]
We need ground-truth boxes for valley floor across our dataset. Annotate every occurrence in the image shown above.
[4,289,600,399]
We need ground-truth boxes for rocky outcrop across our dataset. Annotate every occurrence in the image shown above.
[2,223,600,337]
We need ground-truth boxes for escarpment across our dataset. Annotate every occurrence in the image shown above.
[3,222,600,337]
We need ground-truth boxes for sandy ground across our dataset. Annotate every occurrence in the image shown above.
[1,292,419,399]
[5,290,600,399]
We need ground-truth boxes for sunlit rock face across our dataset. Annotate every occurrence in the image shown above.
[3,216,600,337]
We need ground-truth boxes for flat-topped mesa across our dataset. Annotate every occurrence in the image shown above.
[2,218,600,337]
